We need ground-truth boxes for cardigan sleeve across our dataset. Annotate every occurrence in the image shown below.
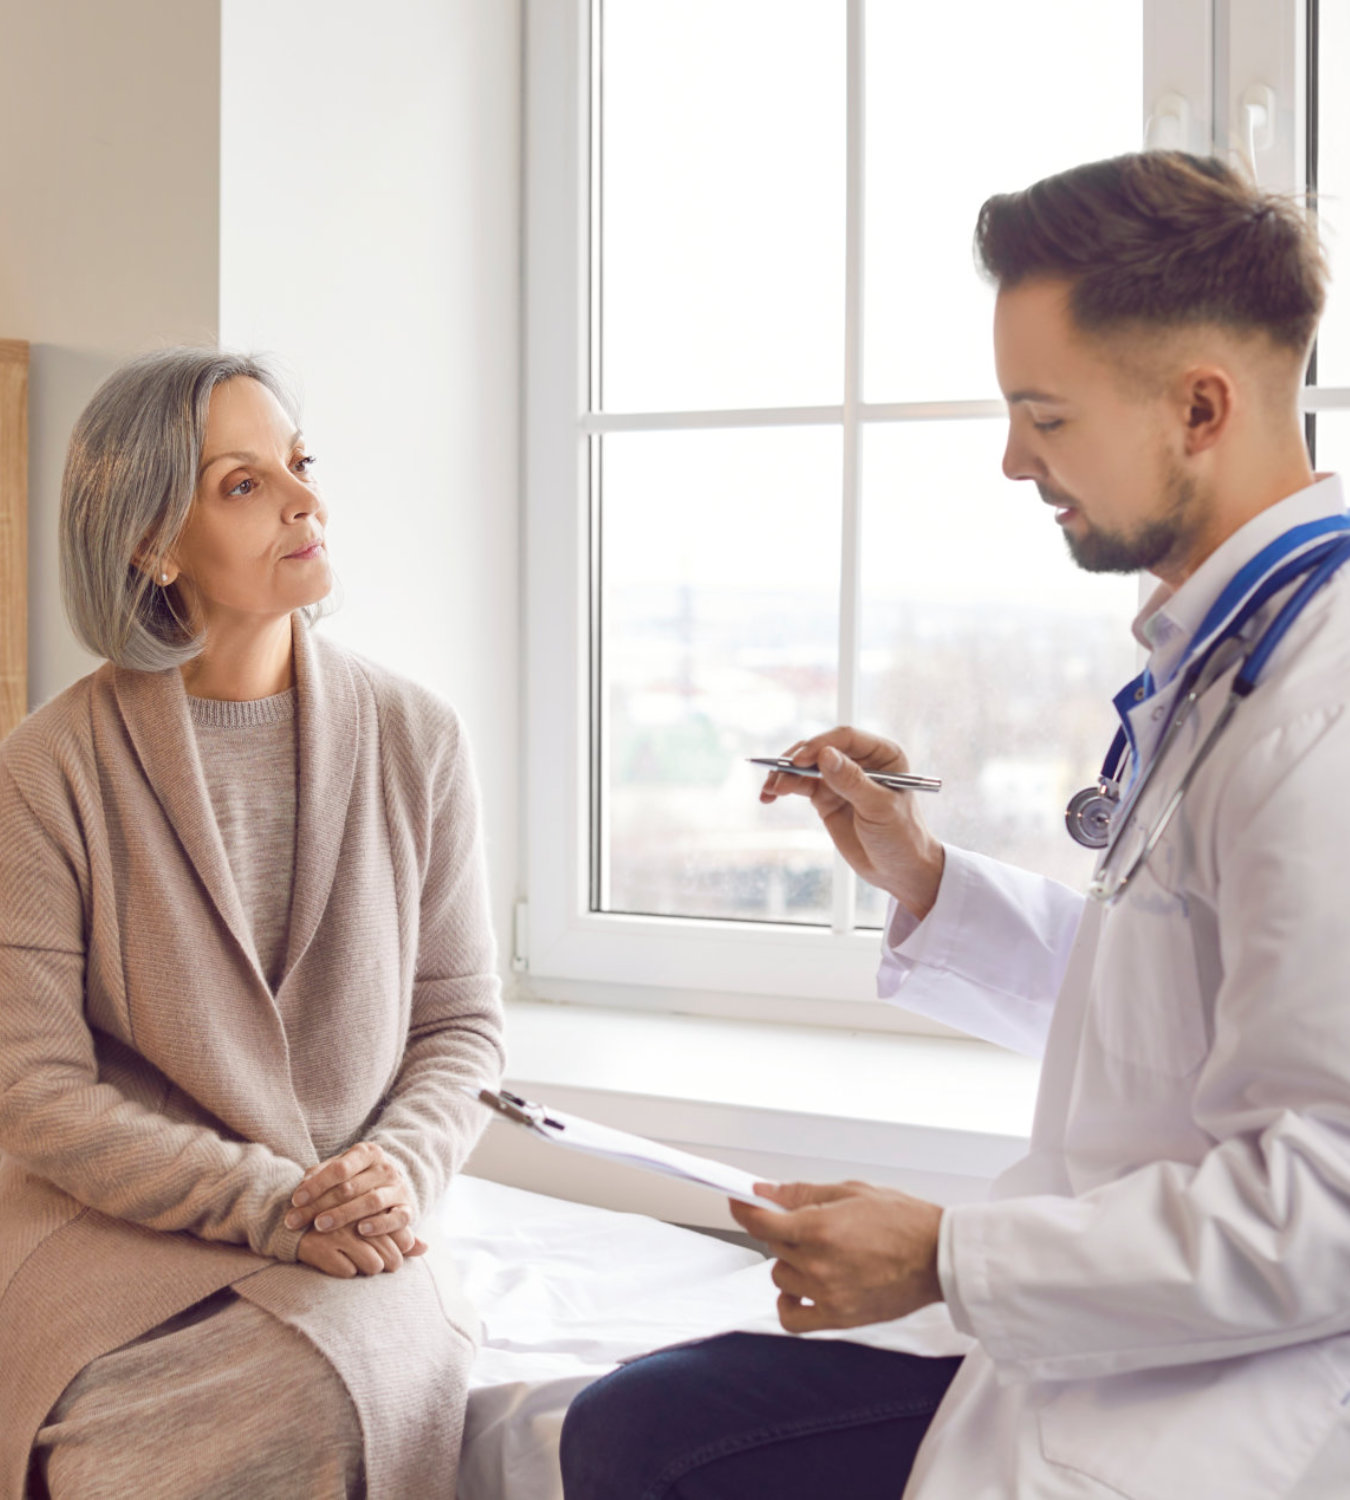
[364,717,505,1220]
[0,762,308,1263]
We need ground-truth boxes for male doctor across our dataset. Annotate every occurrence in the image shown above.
[560,151,1350,1500]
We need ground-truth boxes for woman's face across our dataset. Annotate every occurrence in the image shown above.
[165,376,331,627]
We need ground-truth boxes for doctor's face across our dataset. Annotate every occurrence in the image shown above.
[994,278,1201,584]
[166,377,332,629]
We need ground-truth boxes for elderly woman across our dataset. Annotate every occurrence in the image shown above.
[0,349,505,1498]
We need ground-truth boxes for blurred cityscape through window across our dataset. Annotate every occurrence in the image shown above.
[595,0,1146,926]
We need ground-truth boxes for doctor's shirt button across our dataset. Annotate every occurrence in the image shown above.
[1134,686,1146,701]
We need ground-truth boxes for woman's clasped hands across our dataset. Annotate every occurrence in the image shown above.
[288,1141,428,1279]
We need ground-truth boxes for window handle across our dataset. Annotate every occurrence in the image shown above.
[1236,83,1276,182]
[1145,92,1192,152]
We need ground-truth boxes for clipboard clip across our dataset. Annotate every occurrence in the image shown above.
[477,1087,566,1134]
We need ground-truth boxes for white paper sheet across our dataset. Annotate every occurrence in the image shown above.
[485,1095,787,1211]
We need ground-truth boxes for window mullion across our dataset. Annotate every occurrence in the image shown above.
[1221,0,1302,191]
[833,0,865,939]
[1142,0,1214,153]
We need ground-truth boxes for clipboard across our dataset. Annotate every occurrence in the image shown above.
[473,1088,786,1212]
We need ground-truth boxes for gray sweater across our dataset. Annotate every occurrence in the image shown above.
[189,688,297,994]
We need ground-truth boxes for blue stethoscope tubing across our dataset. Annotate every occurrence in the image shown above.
[1067,518,1350,902]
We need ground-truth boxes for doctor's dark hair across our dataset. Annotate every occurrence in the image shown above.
[975,151,1326,356]
[60,347,323,673]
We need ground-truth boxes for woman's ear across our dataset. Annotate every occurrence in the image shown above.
[1177,367,1235,456]
[131,543,178,587]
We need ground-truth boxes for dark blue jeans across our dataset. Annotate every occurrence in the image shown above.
[559,1332,964,1500]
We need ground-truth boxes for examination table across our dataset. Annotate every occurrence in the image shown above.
[432,1175,971,1500]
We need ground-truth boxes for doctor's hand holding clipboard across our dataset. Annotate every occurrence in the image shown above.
[757,727,947,930]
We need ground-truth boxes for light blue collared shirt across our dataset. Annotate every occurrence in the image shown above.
[1123,472,1345,768]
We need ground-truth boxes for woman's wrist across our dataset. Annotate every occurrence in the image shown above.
[265,1171,313,1261]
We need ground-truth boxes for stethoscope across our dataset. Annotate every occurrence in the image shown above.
[1066,516,1350,905]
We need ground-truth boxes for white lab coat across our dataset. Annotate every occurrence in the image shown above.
[880,476,1350,1500]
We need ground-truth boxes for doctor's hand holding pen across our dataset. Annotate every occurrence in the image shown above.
[758,727,946,920]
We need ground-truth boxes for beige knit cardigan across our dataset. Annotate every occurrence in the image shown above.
[0,619,505,1498]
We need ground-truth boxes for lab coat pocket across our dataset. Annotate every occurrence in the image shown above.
[1091,872,1211,1080]
[1036,1342,1350,1500]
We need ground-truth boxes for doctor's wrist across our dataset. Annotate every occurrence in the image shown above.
[882,837,946,923]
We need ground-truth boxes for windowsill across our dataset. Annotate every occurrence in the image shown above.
[468,997,1040,1229]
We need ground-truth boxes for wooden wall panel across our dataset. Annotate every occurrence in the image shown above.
[0,341,29,742]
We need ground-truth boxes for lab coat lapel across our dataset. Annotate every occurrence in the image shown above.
[280,619,359,984]
[112,661,266,987]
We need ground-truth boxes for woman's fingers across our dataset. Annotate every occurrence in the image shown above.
[292,1142,389,1211]
[347,1244,387,1276]
[297,1229,358,1279]
[288,1144,423,1257]
[309,1183,405,1234]
[368,1233,404,1273]
[287,1149,405,1231]
[357,1204,414,1238]
[298,1222,417,1278]
[334,1225,389,1276]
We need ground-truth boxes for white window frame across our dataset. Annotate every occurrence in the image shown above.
[522,0,1326,1029]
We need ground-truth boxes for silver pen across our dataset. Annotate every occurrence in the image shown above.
[747,757,942,793]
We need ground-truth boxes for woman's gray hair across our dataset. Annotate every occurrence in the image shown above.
[60,347,320,672]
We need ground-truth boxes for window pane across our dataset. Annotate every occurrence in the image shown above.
[863,0,1144,403]
[600,428,841,922]
[1316,0,1350,387]
[1315,411,1350,477]
[854,420,1140,925]
[600,1,845,411]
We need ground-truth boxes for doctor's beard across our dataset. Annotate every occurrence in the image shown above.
[1043,464,1199,576]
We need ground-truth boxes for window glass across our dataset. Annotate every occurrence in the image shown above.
[1315,0,1350,387]
[1315,412,1350,479]
[600,1,846,412]
[600,426,842,922]
[863,0,1144,403]
[854,419,1140,924]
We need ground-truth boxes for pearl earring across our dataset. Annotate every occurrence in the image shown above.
[160,571,169,584]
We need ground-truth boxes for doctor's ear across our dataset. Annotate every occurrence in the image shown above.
[1176,367,1235,455]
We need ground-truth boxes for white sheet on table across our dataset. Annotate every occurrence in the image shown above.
[429,1176,974,1500]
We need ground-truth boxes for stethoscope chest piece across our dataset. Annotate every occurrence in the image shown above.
[1065,783,1118,849]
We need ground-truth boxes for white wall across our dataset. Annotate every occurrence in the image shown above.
[0,0,523,961]
[219,0,523,960]
[0,0,223,702]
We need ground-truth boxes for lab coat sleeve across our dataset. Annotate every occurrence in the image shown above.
[939,702,1350,1384]
[877,844,1084,1058]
